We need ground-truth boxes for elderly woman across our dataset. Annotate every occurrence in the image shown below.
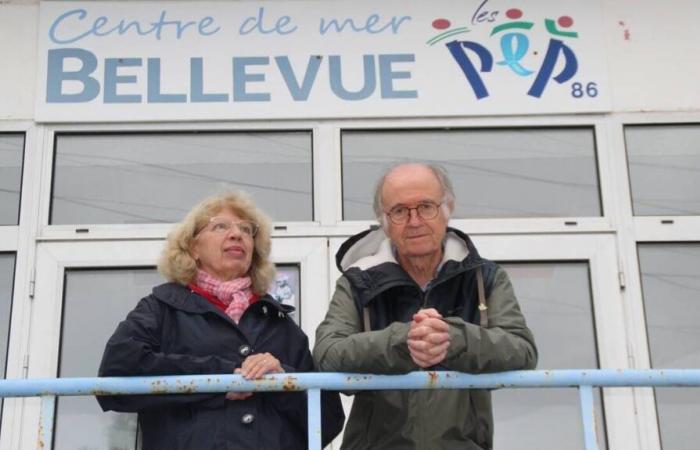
[97,192,344,450]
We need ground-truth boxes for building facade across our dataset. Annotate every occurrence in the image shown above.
[1,0,699,449]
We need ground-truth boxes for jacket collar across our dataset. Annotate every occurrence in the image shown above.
[338,227,486,303]
[151,282,295,315]
[337,226,483,272]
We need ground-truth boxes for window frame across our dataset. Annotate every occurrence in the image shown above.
[19,236,329,450]
[332,115,617,236]
[339,125,605,221]
[634,240,700,450]
[0,132,26,227]
[37,123,326,241]
[329,232,639,450]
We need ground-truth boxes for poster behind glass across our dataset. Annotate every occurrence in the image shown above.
[270,264,300,324]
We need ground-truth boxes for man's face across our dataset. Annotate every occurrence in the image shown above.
[381,165,449,261]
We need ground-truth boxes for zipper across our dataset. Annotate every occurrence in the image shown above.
[421,262,485,310]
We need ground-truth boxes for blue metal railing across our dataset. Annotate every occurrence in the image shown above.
[2,369,700,450]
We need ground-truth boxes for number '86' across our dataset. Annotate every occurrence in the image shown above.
[571,82,598,98]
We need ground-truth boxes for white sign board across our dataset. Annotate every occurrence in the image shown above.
[36,0,610,122]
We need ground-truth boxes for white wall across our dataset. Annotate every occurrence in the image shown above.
[0,4,37,120]
[604,0,700,112]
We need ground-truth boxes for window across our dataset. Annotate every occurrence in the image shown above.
[0,253,16,426]
[493,262,607,450]
[0,134,25,225]
[51,264,307,449]
[53,268,162,450]
[51,132,313,224]
[638,243,700,449]
[625,124,700,216]
[342,128,601,220]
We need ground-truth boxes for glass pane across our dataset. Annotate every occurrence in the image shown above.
[626,125,700,216]
[493,262,607,450]
[51,132,312,224]
[342,128,601,219]
[638,244,700,449]
[270,264,301,324]
[54,268,163,450]
[0,134,24,225]
[0,253,16,428]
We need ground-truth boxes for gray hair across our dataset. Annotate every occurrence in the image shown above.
[372,162,456,226]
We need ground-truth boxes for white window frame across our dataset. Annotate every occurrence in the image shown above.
[332,114,617,236]
[35,123,330,241]
[0,122,44,450]
[329,232,644,450]
[12,236,328,450]
[604,111,700,450]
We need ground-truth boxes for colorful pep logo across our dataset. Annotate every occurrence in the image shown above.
[428,7,596,100]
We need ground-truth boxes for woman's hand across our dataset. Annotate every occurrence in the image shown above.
[225,353,285,401]
[239,352,285,380]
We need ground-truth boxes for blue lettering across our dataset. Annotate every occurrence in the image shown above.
[379,54,417,99]
[147,58,187,102]
[239,7,297,35]
[191,58,229,102]
[151,10,196,40]
[275,56,321,101]
[114,19,152,36]
[445,40,493,99]
[49,9,93,44]
[46,48,100,103]
[320,14,411,34]
[48,8,219,44]
[233,57,271,102]
[528,39,578,98]
[329,55,376,100]
[497,33,533,76]
[104,58,142,103]
[198,17,220,36]
[91,16,110,36]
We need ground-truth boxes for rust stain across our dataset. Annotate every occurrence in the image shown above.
[90,389,113,396]
[176,381,197,394]
[618,20,630,41]
[283,376,299,391]
[427,371,438,387]
[150,380,168,394]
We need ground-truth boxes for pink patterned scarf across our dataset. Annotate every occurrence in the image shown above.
[195,270,253,323]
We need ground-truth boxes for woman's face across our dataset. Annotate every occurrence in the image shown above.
[191,208,255,281]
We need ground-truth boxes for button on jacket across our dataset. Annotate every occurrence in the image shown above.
[97,282,344,450]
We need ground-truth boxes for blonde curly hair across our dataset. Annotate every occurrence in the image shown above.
[158,192,276,295]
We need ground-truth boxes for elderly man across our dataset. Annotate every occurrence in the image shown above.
[313,163,537,450]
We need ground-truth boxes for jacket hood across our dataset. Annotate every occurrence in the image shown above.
[151,282,295,315]
[336,226,483,273]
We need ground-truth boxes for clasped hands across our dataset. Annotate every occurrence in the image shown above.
[226,352,284,401]
[407,308,451,368]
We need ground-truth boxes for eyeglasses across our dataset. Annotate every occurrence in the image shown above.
[200,217,258,237]
[385,201,442,225]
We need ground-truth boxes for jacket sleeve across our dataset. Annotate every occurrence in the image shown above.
[267,331,345,448]
[313,276,418,374]
[441,266,538,373]
[96,296,239,412]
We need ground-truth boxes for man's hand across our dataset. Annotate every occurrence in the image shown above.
[226,353,285,401]
[407,308,451,368]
